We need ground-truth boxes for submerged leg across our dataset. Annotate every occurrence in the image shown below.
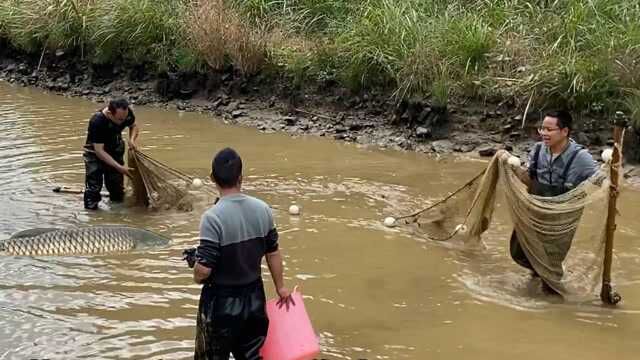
[84,152,104,210]
[509,230,536,273]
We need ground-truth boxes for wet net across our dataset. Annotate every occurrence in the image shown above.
[127,149,216,211]
[393,151,618,300]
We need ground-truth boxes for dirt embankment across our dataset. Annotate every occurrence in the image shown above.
[1,48,639,185]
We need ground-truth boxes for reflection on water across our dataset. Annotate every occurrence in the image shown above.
[1,82,640,359]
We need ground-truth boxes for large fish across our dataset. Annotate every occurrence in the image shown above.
[0,225,170,256]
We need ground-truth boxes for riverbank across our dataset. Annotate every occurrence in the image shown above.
[1,45,639,184]
[2,0,640,168]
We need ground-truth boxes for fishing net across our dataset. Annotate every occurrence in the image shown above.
[394,151,619,300]
[127,149,216,211]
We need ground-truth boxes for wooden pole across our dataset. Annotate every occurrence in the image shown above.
[600,111,627,305]
[52,186,109,197]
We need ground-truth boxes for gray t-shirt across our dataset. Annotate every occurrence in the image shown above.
[527,139,598,190]
[196,193,278,286]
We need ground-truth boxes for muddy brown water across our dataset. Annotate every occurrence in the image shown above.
[1,81,639,359]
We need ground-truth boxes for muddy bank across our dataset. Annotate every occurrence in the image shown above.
[1,47,639,181]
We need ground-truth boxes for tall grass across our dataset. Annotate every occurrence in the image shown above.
[186,0,228,71]
[0,0,98,56]
[233,0,351,34]
[0,0,638,115]
[186,0,268,75]
[90,0,188,70]
[442,14,495,72]
[0,0,194,71]
[335,0,423,90]
[625,90,640,131]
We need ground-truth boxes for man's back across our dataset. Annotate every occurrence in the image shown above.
[199,193,278,286]
[192,147,290,360]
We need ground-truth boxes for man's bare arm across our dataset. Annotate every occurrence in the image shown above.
[94,143,131,176]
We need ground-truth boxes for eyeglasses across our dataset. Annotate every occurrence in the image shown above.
[538,127,561,133]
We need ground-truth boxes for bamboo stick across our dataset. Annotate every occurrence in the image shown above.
[600,111,627,305]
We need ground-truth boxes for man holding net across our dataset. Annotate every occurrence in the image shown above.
[507,110,598,292]
[83,98,139,210]
[185,148,293,359]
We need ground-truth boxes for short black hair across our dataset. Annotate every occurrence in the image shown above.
[212,148,242,188]
[545,110,573,131]
[108,98,129,113]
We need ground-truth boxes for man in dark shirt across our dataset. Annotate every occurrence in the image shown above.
[192,148,292,360]
[83,98,139,210]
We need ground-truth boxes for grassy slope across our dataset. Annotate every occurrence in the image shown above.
[0,0,638,125]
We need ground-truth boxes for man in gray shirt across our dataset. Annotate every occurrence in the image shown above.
[523,111,598,197]
[509,110,598,293]
[190,148,292,360]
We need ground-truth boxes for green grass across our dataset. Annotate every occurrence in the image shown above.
[232,0,351,34]
[90,0,188,70]
[334,0,423,90]
[0,0,98,56]
[625,89,640,131]
[0,0,638,117]
[442,14,495,72]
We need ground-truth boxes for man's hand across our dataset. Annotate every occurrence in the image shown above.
[128,140,138,151]
[276,287,295,310]
[95,143,132,177]
[118,165,133,178]
[182,248,197,268]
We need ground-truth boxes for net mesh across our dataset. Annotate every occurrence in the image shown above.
[127,149,216,211]
[394,151,618,300]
